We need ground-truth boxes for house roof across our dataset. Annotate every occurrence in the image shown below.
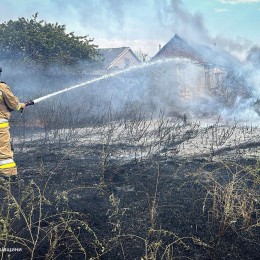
[192,43,241,68]
[153,34,241,68]
[98,47,140,70]
[152,34,211,65]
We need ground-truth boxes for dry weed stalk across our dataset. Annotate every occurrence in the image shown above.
[203,161,260,246]
[0,180,104,259]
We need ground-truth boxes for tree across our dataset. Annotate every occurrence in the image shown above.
[135,49,150,62]
[0,13,99,67]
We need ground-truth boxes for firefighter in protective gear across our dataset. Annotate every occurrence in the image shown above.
[0,78,26,178]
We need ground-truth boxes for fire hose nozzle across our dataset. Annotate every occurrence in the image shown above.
[21,100,35,113]
[25,100,35,106]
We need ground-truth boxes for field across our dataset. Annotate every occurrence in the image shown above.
[1,113,260,259]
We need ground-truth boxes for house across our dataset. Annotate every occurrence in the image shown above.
[152,34,211,66]
[151,34,236,100]
[98,47,141,71]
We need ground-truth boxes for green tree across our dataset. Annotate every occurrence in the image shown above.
[0,13,99,67]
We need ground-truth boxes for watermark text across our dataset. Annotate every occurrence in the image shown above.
[0,247,22,252]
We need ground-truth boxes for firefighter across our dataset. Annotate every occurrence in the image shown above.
[0,68,26,180]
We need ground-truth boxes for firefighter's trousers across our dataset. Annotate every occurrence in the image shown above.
[0,121,17,176]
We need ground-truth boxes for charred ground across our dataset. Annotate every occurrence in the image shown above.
[1,113,260,260]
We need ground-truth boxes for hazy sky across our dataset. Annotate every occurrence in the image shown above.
[0,0,259,59]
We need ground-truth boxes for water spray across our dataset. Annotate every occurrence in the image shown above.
[19,57,192,115]
[30,58,189,105]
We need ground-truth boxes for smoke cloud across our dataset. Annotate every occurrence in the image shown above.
[155,0,256,61]
[0,0,258,58]
[156,0,211,45]
[1,0,260,125]
[146,0,260,123]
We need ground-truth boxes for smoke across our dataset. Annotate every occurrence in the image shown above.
[150,0,260,123]
[156,0,211,45]
[221,97,260,123]
[155,0,256,62]
[1,0,260,124]
[1,0,257,58]
[0,0,125,38]
[0,0,153,40]
[246,46,260,67]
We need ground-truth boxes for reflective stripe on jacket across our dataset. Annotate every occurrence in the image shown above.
[0,118,9,128]
[0,122,9,128]
[0,158,16,169]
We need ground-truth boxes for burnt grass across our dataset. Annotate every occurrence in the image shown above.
[1,124,260,260]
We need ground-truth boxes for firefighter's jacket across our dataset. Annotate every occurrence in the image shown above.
[0,81,21,176]
[0,81,22,119]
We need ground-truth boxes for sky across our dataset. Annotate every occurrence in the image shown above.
[0,0,259,60]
